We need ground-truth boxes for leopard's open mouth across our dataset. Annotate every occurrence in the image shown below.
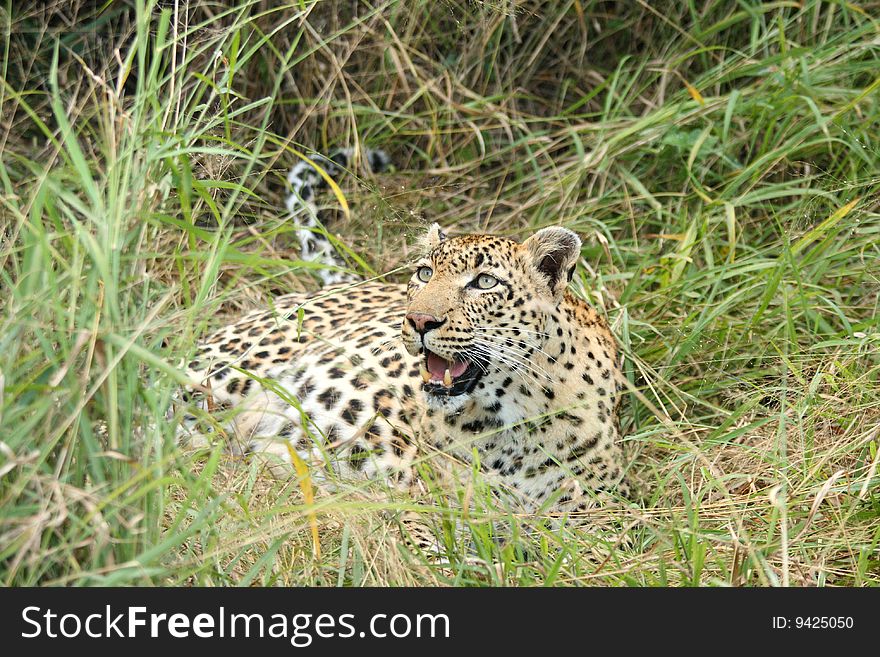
[418,348,485,397]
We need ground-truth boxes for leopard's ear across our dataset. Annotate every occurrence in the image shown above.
[522,227,581,300]
[422,222,448,251]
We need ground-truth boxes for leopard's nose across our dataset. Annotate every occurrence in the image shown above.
[406,313,446,335]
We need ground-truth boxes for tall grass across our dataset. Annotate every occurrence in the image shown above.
[1,0,878,586]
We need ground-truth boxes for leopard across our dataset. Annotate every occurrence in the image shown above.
[284,146,390,285]
[176,221,632,521]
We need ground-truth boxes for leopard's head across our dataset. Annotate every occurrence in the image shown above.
[401,223,582,412]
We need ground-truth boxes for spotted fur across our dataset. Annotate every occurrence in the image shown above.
[176,225,631,520]
[285,147,390,285]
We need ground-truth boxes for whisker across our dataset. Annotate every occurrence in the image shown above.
[472,326,551,339]
[467,346,534,386]
[462,352,491,376]
[370,335,403,356]
[471,332,558,365]
[469,341,553,383]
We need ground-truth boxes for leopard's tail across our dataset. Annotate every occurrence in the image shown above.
[285,147,390,286]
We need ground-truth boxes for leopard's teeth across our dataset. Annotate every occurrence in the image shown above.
[443,368,452,387]
[420,364,431,384]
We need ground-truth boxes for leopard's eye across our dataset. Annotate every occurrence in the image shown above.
[416,266,433,283]
[472,273,499,290]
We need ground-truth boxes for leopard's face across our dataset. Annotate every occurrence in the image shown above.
[401,224,582,413]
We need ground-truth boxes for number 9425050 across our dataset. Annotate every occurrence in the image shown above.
[795,617,853,629]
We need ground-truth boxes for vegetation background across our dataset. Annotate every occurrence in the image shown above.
[1,0,878,586]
